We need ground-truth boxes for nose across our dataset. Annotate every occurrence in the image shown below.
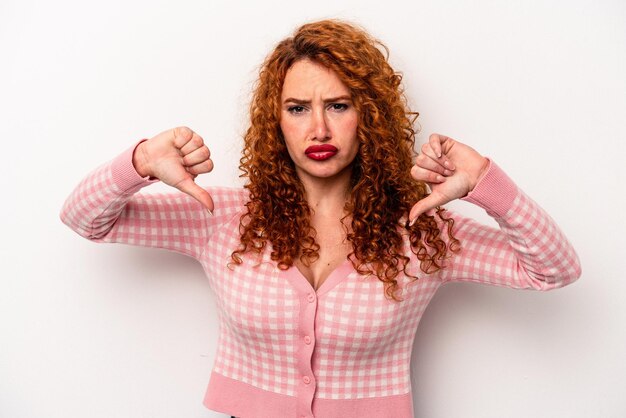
[311,107,331,141]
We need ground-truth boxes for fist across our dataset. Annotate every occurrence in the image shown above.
[409,133,489,224]
[133,126,215,213]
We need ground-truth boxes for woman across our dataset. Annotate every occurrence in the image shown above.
[60,19,581,418]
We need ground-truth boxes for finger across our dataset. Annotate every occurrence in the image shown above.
[437,135,456,170]
[420,142,440,161]
[408,192,449,226]
[410,164,446,184]
[175,178,215,214]
[429,133,443,158]
[424,135,456,170]
[172,126,195,149]
[180,132,206,156]
[182,145,211,166]
[413,153,454,177]
[186,159,214,176]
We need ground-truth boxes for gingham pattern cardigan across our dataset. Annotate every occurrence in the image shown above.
[60,142,581,418]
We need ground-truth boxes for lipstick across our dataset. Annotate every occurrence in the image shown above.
[305,144,338,161]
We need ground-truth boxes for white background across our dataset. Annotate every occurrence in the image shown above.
[1,0,625,417]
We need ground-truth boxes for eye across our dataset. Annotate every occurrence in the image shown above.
[287,105,306,114]
[329,103,349,111]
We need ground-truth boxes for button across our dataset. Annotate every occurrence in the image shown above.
[304,335,312,344]
[303,375,311,384]
[307,293,315,303]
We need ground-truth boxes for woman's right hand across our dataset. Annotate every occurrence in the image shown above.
[133,126,214,213]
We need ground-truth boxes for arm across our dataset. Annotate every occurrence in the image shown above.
[60,127,243,260]
[59,142,211,259]
[441,160,581,289]
[410,134,581,289]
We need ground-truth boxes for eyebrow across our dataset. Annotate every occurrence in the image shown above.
[283,95,352,105]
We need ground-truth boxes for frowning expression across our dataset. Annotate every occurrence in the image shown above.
[279,59,359,186]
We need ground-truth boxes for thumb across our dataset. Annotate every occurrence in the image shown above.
[176,178,215,214]
[408,192,447,226]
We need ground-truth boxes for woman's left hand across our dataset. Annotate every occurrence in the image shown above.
[409,133,489,225]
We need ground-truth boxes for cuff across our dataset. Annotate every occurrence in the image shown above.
[461,159,519,218]
[110,139,159,193]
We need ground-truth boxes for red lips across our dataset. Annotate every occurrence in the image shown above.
[305,144,338,161]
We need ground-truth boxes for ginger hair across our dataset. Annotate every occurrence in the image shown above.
[231,19,460,301]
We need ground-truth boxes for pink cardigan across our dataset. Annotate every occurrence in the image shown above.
[60,143,581,418]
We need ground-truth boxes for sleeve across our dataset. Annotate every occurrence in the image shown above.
[439,160,582,290]
[59,140,245,261]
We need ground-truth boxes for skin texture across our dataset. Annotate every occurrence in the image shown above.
[278,59,360,289]
[133,127,214,213]
[231,20,466,301]
[132,124,488,291]
[409,134,489,223]
[132,125,488,223]
[131,20,490,300]
[279,59,359,192]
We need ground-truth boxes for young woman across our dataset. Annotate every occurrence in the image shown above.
[60,19,581,418]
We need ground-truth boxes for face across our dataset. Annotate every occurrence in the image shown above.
[279,59,359,187]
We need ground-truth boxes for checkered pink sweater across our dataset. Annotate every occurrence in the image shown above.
[60,142,580,418]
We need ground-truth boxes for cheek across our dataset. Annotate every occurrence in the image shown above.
[341,112,358,135]
[279,120,299,159]
[280,118,299,141]
[348,118,360,157]
[279,123,292,148]
[342,114,359,144]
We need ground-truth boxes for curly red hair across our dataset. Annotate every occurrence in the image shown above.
[231,19,460,301]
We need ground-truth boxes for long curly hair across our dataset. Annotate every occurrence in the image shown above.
[231,19,460,301]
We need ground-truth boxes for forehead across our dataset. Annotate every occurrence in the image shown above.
[281,59,350,99]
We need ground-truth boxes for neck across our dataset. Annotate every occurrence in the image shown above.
[298,169,352,218]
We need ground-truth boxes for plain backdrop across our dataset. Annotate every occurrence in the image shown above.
[1,0,625,417]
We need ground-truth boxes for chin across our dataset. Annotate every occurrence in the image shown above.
[309,166,352,180]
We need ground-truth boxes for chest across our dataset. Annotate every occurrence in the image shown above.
[201,217,442,349]
[206,252,440,357]
[295,211,354,290]
[294,242,352,291]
